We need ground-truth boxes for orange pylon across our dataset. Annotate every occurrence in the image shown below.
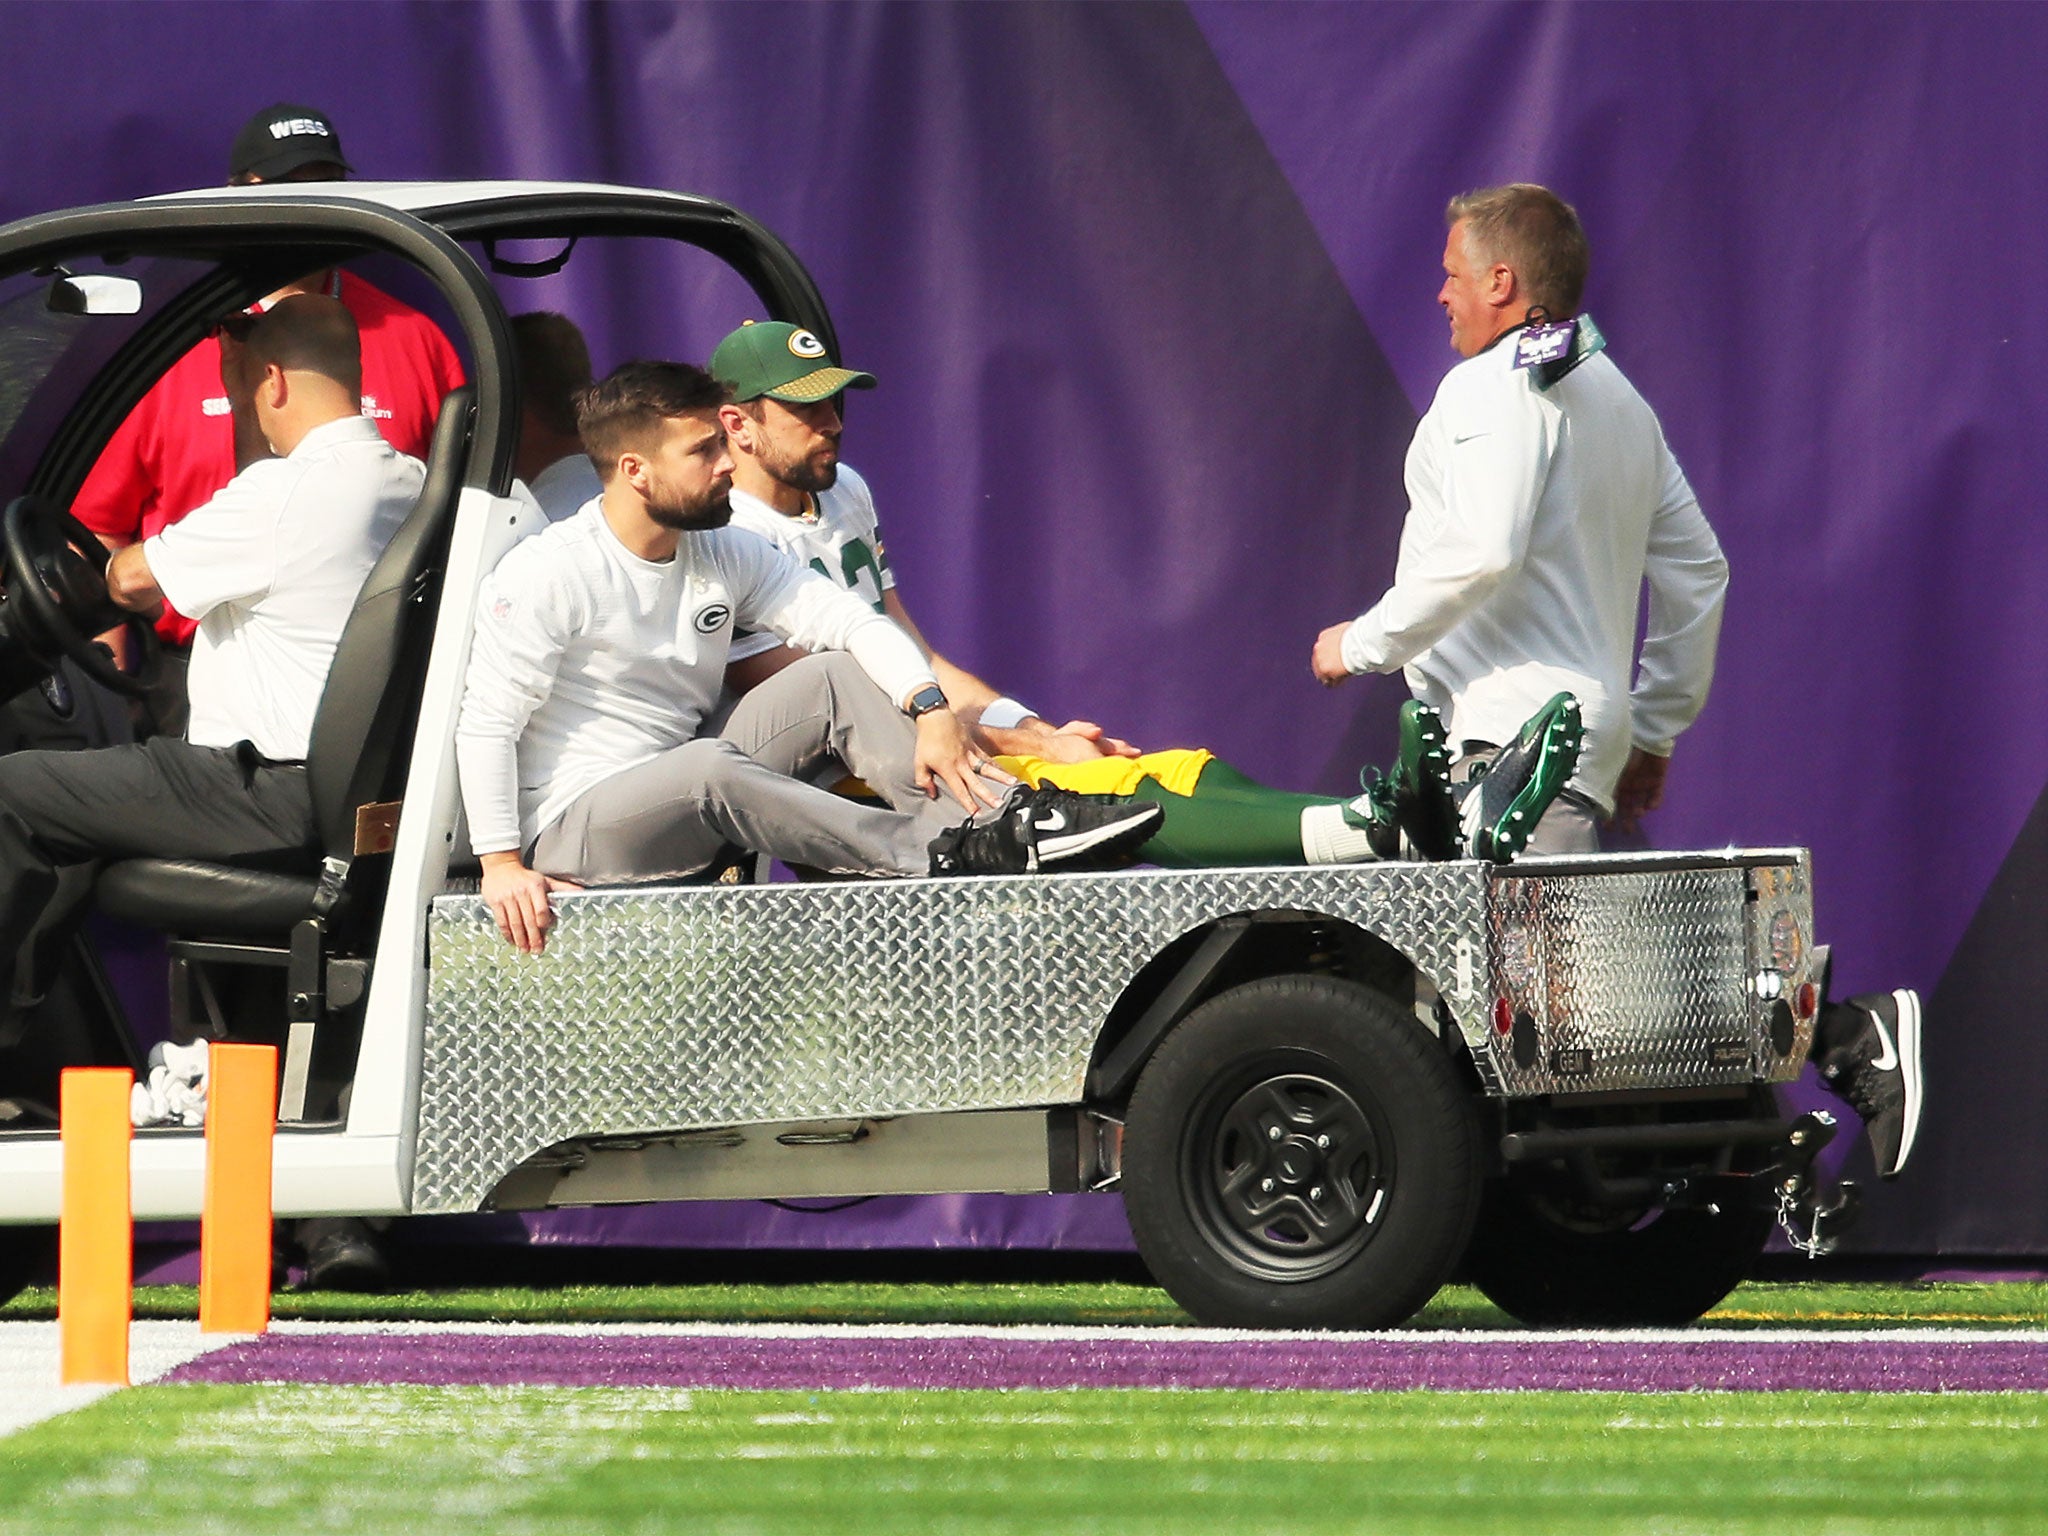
[59,1067,132,1385]
[200,1043,277,1334]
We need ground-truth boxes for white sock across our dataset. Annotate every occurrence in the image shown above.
[1300,803,1381,865]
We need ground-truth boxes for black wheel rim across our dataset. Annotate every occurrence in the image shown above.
[1178,1058,1394,1282]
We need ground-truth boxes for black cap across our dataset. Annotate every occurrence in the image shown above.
[228,103,352,182]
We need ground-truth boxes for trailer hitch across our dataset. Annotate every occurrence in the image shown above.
[1764,1109,1860,1258]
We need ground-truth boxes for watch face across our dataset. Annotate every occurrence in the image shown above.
[910,686,946,716]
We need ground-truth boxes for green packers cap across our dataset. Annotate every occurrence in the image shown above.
[710,320,877,403]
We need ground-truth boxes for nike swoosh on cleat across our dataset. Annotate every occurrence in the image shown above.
[1868,1019,1898,1073]
[1034,809,1069,833]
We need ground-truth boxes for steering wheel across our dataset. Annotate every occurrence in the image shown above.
[1,495,160,698]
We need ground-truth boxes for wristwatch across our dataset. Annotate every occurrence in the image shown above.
[905,684,949,719]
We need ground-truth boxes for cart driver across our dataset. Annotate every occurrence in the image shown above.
[455,360,1163,956]
[0,294,421,1039]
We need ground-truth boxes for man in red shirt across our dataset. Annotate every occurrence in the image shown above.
[74,103,465,735]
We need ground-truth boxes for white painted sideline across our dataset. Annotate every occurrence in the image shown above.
[0,1321,241,1439]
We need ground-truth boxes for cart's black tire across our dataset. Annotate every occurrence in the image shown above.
[0,1226,56,1306]
[1464,1174,1776,1326]
[1121,974,1481,1330]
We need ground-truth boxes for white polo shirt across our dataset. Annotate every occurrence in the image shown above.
[145,415,423,761]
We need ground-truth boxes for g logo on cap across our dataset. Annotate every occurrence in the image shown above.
[786,330,828,360]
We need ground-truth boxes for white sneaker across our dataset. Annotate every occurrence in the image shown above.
[129,1040,209,1128]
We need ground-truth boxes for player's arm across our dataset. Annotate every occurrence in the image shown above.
[881,590,1136,761]
[720,599,999,716]
[721,599,1003,725]
[725,638,804,694]
[737,540,1002,814]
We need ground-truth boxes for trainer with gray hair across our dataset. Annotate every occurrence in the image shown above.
[1310,183,1923,1181]
[1312,182,1726,848]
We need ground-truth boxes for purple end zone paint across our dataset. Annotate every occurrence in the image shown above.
[167,1332,2048,1393]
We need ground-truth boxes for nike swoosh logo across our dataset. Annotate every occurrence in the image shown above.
[1035,809,1069,833]
[1869,1019,1898,1072]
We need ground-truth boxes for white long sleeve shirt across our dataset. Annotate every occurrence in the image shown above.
[457,501,939,854]
[1341,339,1727,810]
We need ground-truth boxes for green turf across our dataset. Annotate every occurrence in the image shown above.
[0,1279,1195,1327]
[4,1385,2046,1534]
[1712,1281,2048,1328]
[6,1278,2047,1328]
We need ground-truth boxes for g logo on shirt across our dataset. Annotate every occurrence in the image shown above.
[786,330,828,360]
[694,603,732,635]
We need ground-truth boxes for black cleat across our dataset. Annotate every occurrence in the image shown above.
[929,786,1163,875]
[1815,989,1923,1180]
[1461,693,1584,862]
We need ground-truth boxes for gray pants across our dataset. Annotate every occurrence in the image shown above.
[530,653,982,883]
[1452,748,1603,856]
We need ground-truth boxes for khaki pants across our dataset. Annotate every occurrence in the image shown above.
[531,653,997,883]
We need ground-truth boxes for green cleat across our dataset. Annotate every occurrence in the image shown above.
[1341,700,1459,860]
[1462,693,1585,863]
[1338,772,1402,859]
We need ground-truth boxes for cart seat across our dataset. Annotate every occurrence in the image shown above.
[95,859,337,936]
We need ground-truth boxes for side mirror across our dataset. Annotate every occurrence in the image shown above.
[46,274,143,317]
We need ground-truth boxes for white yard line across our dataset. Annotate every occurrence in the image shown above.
[0,1320,245,1439]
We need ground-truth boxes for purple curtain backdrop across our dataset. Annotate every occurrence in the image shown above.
[2,1,2040,1254]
